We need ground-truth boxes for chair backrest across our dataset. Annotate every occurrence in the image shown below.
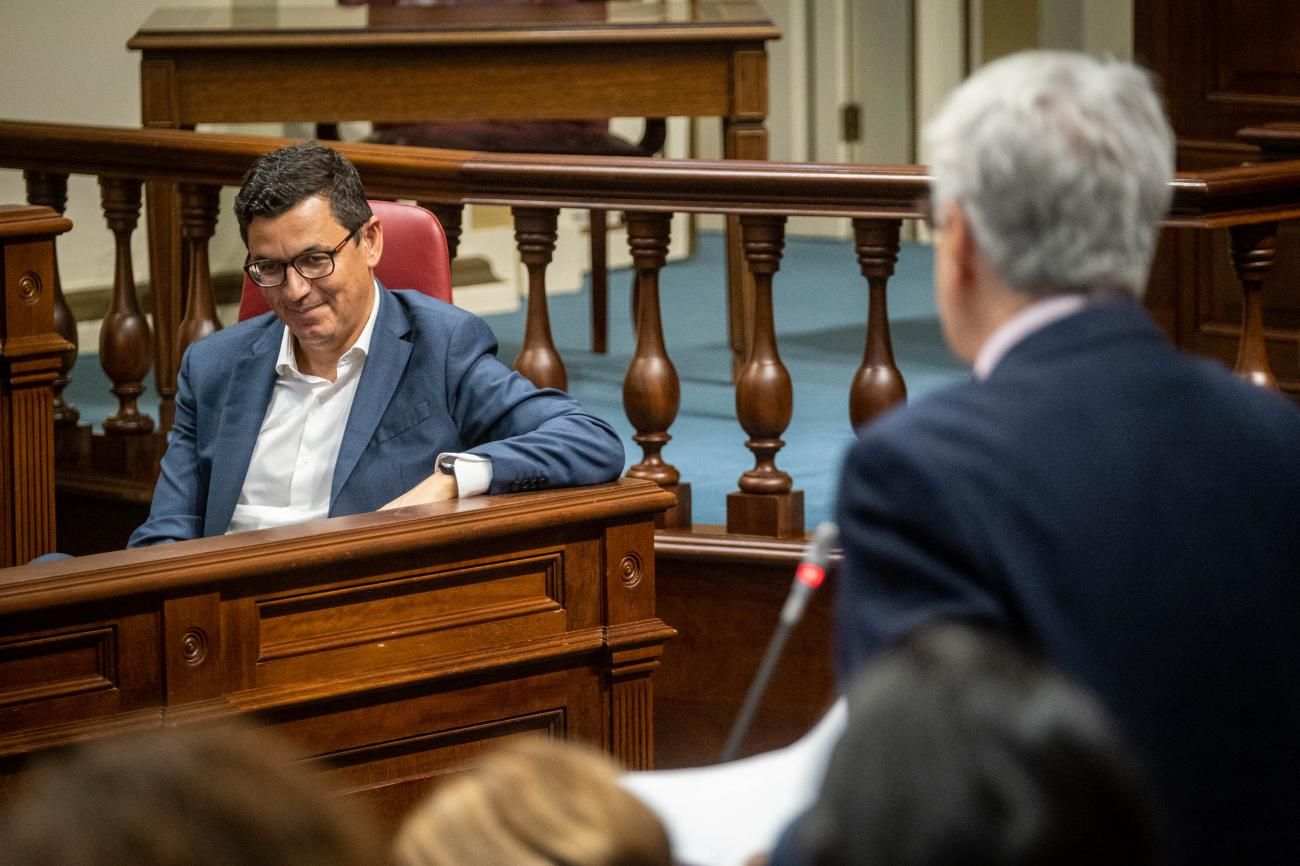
[237,200,453,321]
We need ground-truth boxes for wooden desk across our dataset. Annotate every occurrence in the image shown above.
[0,479,675,827]
[128,1,779,424]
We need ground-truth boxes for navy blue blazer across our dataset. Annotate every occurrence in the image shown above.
[129,287,624,546]
[835,299,1300,866]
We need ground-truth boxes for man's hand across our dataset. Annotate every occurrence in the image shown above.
[380,471,458,510]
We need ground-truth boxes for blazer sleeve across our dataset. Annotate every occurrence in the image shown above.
[441,312,624,493]
[126,349,208,547]
[833,429,1012,682]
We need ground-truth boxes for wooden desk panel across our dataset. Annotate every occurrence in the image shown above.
[0,480,675,826]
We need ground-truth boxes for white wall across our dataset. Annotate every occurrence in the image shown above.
[0,0,247,294]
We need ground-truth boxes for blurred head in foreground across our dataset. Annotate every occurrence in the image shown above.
[393,736,672,866]
[800,624,1163,866]
[0,722,382,866]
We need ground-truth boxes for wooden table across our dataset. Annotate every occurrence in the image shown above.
[129,1,779,418]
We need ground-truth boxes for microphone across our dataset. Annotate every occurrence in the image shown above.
[719,521,838,763]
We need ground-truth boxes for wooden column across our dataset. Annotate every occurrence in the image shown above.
[849,219,907,428]
[512,207,566,390]
[1228,221,1279,389]
[23,171,80,429]
[176,183,223,364]
[727,214,803,538]
[602,517,676,770]
[0,205,73,565]
[98,176,155,435]
[623,211,690,529]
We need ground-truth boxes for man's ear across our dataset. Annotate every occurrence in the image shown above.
[361,216,383,269]
[943,202,979,296]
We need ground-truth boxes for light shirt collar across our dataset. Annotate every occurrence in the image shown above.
[972,294,1088,381]
[275,280,383,378]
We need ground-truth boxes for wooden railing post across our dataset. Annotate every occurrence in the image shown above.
[23,171,80,429]
[727,214,803,538]
[1228,221,1280,390]
[423,202,464,260]
[176,183,223,367]
[623,211,690,529]
[850,218,907,427]
[511,206,566,390]
[98,176,155,435]
[0,205,73,565]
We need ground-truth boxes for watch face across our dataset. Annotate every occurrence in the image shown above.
[438,455,457,475]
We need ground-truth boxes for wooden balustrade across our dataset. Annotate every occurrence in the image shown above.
[623,211,689,529]
[512,206,566,391]
[729,214,801,538]
[176,183,223,368]
[2,120,1300,551]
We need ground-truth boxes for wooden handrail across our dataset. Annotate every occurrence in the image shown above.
[9,119,1300,224]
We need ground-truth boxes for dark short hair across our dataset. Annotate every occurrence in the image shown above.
[0,722,383,866]
[233,141,373,243]
[800,624,1164,866]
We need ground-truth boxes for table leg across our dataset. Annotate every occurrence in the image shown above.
[144,180,182,434]
[723,117,769,377]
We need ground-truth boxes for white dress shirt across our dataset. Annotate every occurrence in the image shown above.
[226,283,383,534]
[972,294,1087,381]
[226,283,493,535]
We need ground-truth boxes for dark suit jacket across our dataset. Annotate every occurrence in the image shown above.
[835,299,1300,866]
[129,287,624,546]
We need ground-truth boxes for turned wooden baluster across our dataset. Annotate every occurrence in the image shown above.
[176,183,223,362]
[727,214,803,538]
[423,202,464,260]
[511,207,566,390]
[623,211,690,528]
[98,176,154,434]
[1228,221,1279,390]
[24,170,79,427]
[850,218,907,428]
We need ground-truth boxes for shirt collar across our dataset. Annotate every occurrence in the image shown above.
[276,280,383,379]
[972,294,1088,381]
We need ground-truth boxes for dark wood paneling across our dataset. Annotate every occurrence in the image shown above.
[0,480,675,827]
[1136,0,1300,396]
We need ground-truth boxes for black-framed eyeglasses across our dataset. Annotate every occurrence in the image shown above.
[243,225,361,288]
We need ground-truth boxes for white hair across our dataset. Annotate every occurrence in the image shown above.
[925,51,1175,298]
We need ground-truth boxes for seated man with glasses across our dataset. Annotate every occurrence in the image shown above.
[128,141,624,546]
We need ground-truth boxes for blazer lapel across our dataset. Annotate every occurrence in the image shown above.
[330,288,413,511]
[205,322,282,534]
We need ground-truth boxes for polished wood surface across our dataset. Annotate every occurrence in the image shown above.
[1136,0,1300,395]
[0,207,71,567]
[129,1,777,384]
[0,479,675,824]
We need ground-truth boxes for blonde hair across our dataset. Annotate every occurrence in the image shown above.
[393,737,672,866]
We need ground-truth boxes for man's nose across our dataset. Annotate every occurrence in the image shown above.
[280,266,315,303]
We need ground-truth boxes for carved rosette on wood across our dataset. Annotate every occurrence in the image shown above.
[0,205,74,565]
[603,521,676,770]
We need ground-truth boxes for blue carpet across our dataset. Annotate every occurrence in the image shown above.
[62,232,968,528]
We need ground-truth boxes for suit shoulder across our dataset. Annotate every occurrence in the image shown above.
[183,314,278,365]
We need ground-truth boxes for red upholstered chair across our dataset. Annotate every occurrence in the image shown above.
[238,200,453,321]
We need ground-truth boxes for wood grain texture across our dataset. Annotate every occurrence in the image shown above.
[0,480,673,825]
